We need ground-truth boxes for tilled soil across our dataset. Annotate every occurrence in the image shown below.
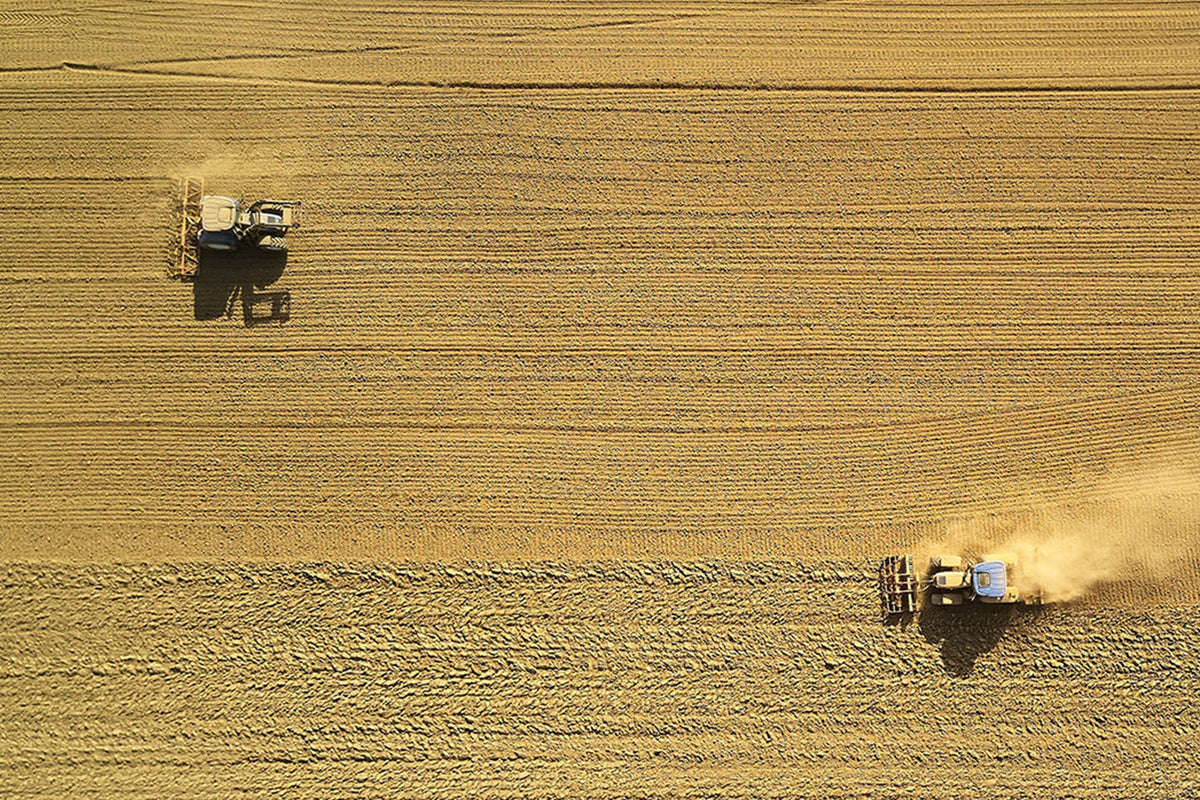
[4,2,1200,796]
[3,74,1200,565]
[2,563,1198,799]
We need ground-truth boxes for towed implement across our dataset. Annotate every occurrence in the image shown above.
[170,176,300,279]
[878,555,918,615]
[879,552,1043,617]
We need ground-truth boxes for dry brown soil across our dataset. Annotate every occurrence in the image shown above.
[2,1,1200,796]
[4,562,1200,799]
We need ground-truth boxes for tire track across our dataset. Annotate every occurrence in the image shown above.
[2,78,1200,559]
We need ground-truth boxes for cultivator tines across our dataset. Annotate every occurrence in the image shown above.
[173,175,204,279]
[879,554,918,616]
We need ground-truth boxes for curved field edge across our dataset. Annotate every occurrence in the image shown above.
[5,2,1200,91]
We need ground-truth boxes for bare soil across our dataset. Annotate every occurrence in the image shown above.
[2,562,1199,798]
[2,2,1200,795]
[4,73,1200,568]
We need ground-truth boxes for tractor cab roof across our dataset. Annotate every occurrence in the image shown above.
[200,196,240,232]
[973,561,1008,598]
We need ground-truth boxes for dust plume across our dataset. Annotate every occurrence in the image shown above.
[172,146,302,182]
[181,154,249,179]
[929,468,1200,602]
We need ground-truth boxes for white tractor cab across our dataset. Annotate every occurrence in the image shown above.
[927,555,1024,606]
[198,195,299,253]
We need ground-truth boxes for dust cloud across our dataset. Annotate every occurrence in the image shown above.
[929,468,1200,602]
[180,154,250,178]
[172,148,300,182]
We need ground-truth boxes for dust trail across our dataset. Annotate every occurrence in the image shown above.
[174,154,258,180]
[171,147,306,183]
[182,154,242,178]
[928,468,1200,602]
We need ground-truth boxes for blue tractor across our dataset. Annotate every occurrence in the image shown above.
[924,554,1027,606]
[880,553,1043,616]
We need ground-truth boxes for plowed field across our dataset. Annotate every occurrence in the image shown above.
[3,563,1200,798]
[3,1,1200,796]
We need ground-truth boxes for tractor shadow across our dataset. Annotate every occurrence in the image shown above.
[193,249,291,327]
[918,604,1046,677]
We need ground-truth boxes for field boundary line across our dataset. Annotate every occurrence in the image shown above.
[4,63,1200,94]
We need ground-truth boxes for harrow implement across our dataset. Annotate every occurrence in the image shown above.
[878,554,918,616]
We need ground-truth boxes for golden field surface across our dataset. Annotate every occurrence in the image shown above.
[3,562,1200,799]
[2,0,1200,795]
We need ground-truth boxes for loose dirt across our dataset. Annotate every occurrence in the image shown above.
[3,1,1200,796]
[2,562,1198,799]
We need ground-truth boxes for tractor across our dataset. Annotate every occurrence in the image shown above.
[879,553,1042,617]
[198,196,299,253]
[171,176,300,279]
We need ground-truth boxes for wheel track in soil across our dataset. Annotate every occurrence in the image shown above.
[3,78,1200,569]
[6,1,1200,91]
[4,3,1200,796]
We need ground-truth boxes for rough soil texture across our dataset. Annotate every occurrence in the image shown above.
[3,1,1200,796]
[3,563,1199,799]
